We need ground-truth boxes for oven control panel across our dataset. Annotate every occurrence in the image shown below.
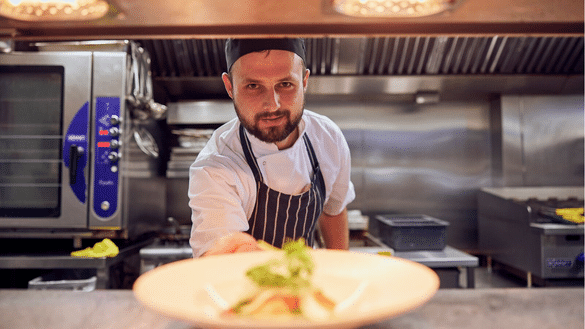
[93,97,120,219]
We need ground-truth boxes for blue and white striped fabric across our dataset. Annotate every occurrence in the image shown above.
[239,125,326,248]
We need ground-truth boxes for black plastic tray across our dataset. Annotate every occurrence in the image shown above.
[375,214,449,251]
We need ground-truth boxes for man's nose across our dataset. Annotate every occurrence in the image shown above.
[263,88,280,111]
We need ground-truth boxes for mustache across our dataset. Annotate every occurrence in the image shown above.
[255,110,289,120]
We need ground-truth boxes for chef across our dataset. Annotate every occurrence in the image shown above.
[189,38,355,257]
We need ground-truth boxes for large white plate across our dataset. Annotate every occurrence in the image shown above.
[133,249,439,329]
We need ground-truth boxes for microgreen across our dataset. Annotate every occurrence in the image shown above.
[245,239,314,292]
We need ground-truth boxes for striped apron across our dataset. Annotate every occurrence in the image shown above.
[239,125,326,248]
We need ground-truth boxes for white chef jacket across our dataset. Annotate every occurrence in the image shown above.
[188,109,355,257]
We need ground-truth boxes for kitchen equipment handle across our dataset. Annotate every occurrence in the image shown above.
[69,145,84,185]
[133,127,159,158]
[142,50,167,120]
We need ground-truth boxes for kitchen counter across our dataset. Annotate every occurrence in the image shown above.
[351,246,479,288]
[0,288,582,329]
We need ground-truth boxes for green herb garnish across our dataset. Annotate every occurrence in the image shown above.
[245,239,314,292]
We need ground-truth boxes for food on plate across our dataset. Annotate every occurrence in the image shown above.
[222,239,337,321]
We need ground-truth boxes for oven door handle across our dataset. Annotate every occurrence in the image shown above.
[69,145,84,185]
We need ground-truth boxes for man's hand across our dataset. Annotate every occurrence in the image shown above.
[202,232,262,256]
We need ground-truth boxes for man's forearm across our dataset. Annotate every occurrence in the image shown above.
[318,208,349,250]
[201,232,261,256]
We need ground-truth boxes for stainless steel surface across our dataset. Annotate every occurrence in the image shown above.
[530,223,585,235]
[140,246,192,259]
[1,288,583,329]
[496,95,584,187]
[34,40,130,52]
[352,245,478,288]
[310,99,492,250]
[481,186,584,200]
[478,186,584,280]
[304,75,583,98]
[0,39,12,52]
[166,100,235,125]
[139,239,192,274]
[166,178,190,225]
[352,246,478,268]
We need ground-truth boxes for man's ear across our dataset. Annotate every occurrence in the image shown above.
[302,68,310,92]
[222,72,234,99]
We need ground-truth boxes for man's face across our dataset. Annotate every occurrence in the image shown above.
[222,50,309,147]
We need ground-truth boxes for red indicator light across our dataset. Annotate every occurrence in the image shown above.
[99,130,109,136]
[97,142,110,148]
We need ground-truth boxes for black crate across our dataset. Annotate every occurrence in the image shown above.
[375,214,449,251]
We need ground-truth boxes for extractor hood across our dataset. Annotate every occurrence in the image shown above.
[141,37,584,78]
[138,36,583,100]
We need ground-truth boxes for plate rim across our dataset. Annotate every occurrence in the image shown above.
[133,249,440,329]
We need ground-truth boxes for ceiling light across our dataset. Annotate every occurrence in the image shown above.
[0,0,109,21]
[332,0,463,17]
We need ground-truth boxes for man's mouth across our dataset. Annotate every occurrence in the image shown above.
[257,111,288,126]
[258,115,285,128]
[262,115,284,121]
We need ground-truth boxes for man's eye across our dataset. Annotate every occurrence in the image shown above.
[246,84,258,89]
[280,82,293,88]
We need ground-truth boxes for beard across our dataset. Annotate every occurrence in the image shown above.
[234,102,304,144]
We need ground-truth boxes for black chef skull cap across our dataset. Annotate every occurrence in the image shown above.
[225,38,306,72]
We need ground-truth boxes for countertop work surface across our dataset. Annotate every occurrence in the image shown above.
[0,288,583,329]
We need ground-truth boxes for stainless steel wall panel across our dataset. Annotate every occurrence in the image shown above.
[311,100,492,250]
[500,96,525,186]
[521,96,584,186]
[500,95,584,187]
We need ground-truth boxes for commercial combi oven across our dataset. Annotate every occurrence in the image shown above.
[0,41,167,240]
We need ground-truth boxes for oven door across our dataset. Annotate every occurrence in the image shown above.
[0,52,92,229]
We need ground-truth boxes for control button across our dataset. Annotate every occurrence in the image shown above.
[110,140,121,149]
[107,152,120,162]
[110,115,121,125]
[109,127,120,137]
[111,165,118,173]
[101,201,110,211]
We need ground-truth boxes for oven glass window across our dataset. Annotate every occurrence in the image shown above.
[0,66,64,217]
